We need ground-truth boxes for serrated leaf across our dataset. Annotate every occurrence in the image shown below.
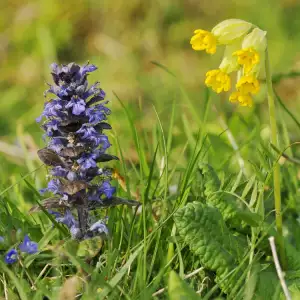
[199,164,242,221]
[174,202,243,293]
[168,271,200,300]
[199,164,260,232]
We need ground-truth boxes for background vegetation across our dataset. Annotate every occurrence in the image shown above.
[1,0,300,299]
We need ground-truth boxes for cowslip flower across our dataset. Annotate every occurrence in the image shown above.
[190,19,252,54]
[229,28,267,105]
[191,20,267,107]
[19,235,38,254]
[229,91,253,107]
[205,69,231,93]
[34,62,140,240]
[233,28,267,75]
[235,75,260,95]
[204,41,242,94]
[5,249,18,264]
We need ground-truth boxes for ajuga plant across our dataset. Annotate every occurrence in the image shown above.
[33,62,139,240]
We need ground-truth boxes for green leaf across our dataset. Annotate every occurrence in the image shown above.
[174,202,244,293]
[236,211,262,227]
[0,260,29,300]
[168,271,200,300]
[76,236,103,259]
[199,164,242,222]
[254,268,279,299]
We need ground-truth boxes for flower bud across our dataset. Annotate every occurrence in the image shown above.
[242,28,267,52]
[212,19,252,44]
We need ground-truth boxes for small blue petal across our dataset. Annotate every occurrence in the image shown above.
[80,64,97,76]
[89,220,108,235]
[56,210,78,229]
[70,226,81,239]
[65,97,86,115]
[5,249,18,264]
[19,235,38,254]
[100,181,116,199]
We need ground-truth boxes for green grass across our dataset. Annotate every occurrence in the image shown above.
[1,63,300,298]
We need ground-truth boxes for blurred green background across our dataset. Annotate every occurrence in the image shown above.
[1,0,300,187]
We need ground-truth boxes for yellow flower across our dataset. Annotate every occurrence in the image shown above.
[229,91,253,107]
[190,20,252,54]
[205,69,231,93]
[236,75,260,94]
[233,28,267,74]
[233,47,260,74]
[190,29,217,54]
[212,19,252,44]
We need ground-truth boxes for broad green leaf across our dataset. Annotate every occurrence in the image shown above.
[76,236,103,259]
[174,202,243,293]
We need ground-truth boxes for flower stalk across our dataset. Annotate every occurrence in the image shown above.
[265,48,286,268]
[34,62,140,240]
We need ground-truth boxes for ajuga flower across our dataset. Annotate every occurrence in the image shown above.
[191,20,267,107]
[5,249,18,264]
[34,62,140,240]
[19,235,38,254]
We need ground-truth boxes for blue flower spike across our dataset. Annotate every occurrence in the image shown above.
[33,62,140,240]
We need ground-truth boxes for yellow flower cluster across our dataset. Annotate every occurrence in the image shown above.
[190,20,267,107]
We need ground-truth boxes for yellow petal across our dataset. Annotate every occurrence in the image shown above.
[205,69,231,93]
[236,75,260,94]
[190,29,217,54]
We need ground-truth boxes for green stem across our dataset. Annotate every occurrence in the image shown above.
[265,48,286,269]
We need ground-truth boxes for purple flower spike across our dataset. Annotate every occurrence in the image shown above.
[34,62,138,240]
